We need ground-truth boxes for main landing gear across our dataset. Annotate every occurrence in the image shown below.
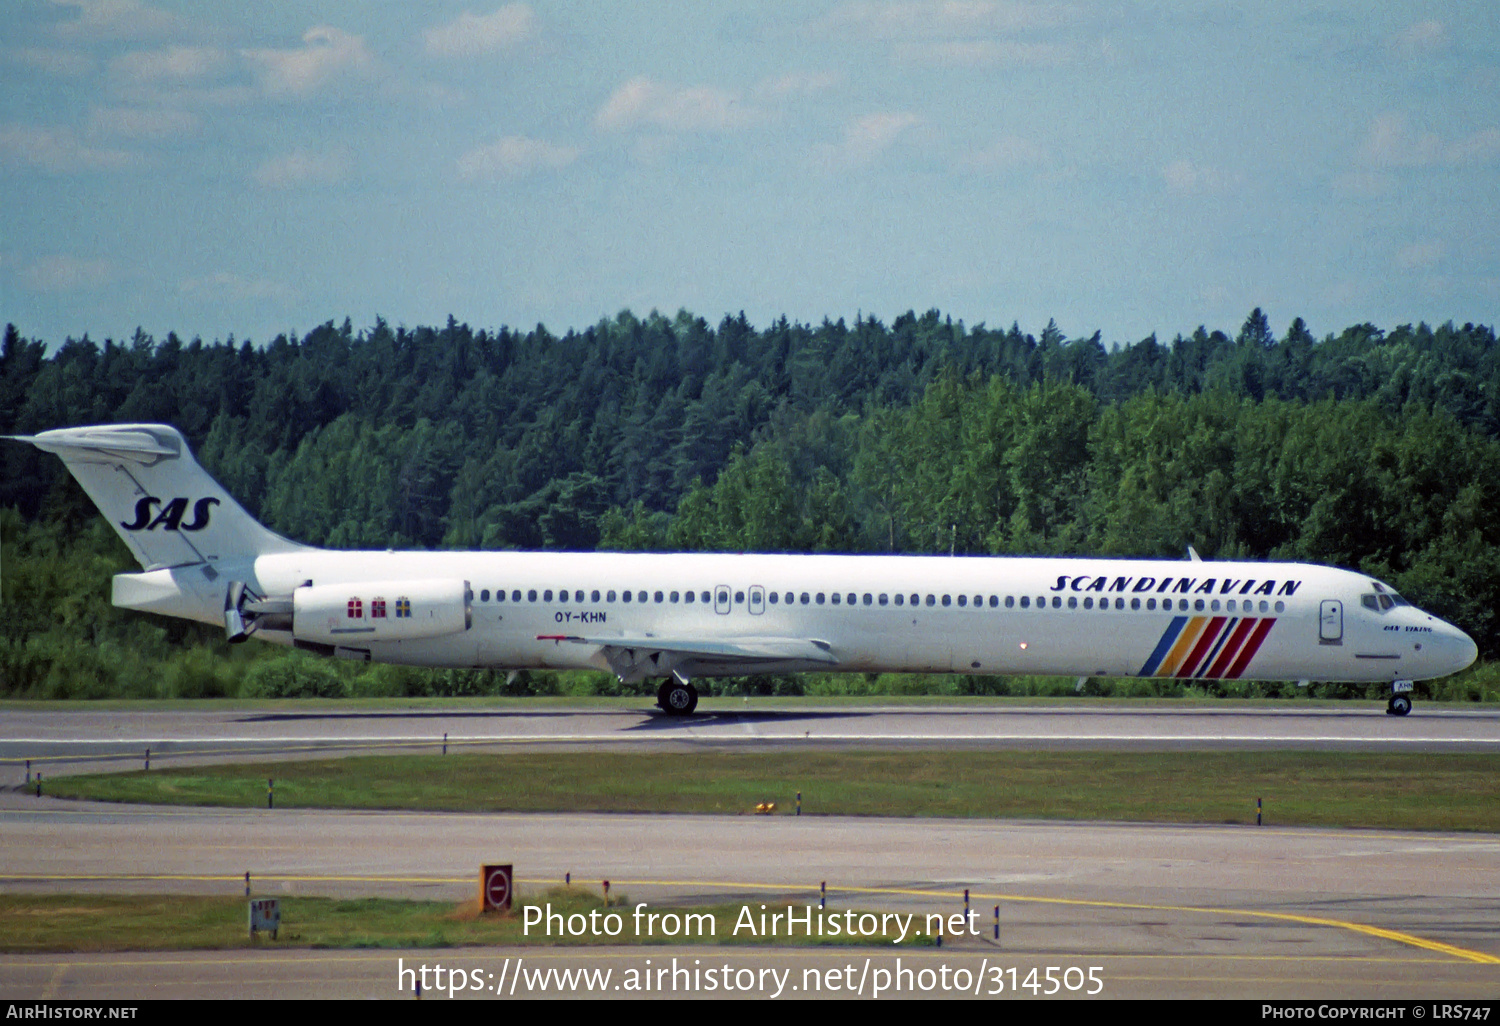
[1387,681,1413,717]
[656,672,699,716]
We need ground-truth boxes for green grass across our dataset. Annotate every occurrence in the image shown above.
[0,888,928,954]
[46,750,1500,832]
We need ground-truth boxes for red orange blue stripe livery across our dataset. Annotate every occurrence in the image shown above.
[1138,615,1277,678]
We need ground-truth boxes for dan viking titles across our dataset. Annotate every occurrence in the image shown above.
[524,902,983,944]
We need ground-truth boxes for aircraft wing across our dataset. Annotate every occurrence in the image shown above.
[535,633,838,681]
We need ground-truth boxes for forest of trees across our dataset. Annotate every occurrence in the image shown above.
[3,308,1499,701]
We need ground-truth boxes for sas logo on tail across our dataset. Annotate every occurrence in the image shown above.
[121,496,219,532]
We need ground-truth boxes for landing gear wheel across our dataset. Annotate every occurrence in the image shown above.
[656,680,673,711]
[661,680,698,716]
[1388,694,1412,717]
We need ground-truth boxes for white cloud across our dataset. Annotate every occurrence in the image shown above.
[753,70,841,99]
[1391,19,1448,57]
[457,135,580,179]
[21,254,116,292]
[1396,241,1444,270]
[816,1,1073,40]
[1447,128,1500,165]
[818,111,922,167]
[424,4,535,57]
[814,2,1086,66]
[596,77,760,133]
[242,26,375,97]
[1332,168,1395,197]
[178,272,294,303]
[86,106,200,139]
[1161,159,1243,195]
[252,150,350,188]
[110,46,225,84]
[51,0,183,41]
[0,124,141,172]
[1361,113,1500,168]
[893,37,1075,64]
[8,47,93,77]
[962,134,1047,171]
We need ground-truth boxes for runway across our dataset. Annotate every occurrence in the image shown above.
[1,793,1497,998]
[4,702,1499,778]
[2,702,1497,999]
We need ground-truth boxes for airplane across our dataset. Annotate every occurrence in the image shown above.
[10,423,1478,716]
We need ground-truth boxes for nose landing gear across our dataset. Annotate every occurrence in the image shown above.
[1386,681,1413,716]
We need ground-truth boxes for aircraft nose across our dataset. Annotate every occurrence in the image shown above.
[1434,622,1479,677]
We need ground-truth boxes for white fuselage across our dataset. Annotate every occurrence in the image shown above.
[166,550,1478,683]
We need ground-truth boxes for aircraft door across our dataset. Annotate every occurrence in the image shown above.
[749,586,765,615]
[1319,600,1343,643]
[714,586,731,615]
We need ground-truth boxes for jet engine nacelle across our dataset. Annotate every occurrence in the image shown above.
[292,579,471,645]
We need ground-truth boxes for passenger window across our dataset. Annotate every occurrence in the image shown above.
[655,591,664,603]
[527,589,537,602]
[816,593,825,605]
[1274,601,1285,613]
[512,590,522,602]
[480,589,490,602]
[878,594,888,606]
[1051,596,1061,609]
[622,591,632,603]
[958,595,967,607]
[1258,600,1268,613]
[735,591,744,604]
[894,594,904,606]
[832,593,841,605]
[1005,596,1014,608]
[685,591,694,603]
[1020,596,1030,609]
[988,595,997,608]
[701,592,711,603]
[1146,598,1155,610]
[769,592,777,604]
[926,595,936,607]
[1210,600,1220,612]
[1083,597,1092,609]
[801,593,810,605]
[671,591,680,603]
[638,591,647,603]
[556,590,566,603]
[497,590,506,602]
[591,590,600,602]
[1068,596,1077,609]
[847,593,856,605]
[1131,598,1140,610]
[863,594,873,606]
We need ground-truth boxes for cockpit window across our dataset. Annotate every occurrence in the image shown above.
[1363,589,1409,612]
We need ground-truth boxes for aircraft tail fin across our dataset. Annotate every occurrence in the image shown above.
[9,423,307,570]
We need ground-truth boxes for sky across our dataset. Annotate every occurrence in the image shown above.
[2,1,1497,350]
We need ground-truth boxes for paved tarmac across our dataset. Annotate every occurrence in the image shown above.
[2,702,1496,1000]
[3,702,1498,779]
